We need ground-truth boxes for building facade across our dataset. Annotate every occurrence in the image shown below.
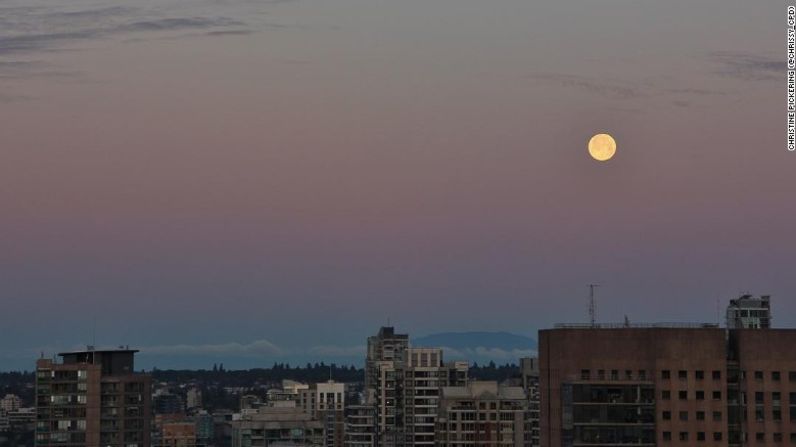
[362,327,469,446]
[230,407,324,447]
[365,327,410,406]
[162,421,199,447]
[1,394,22,413]
[436,381,533,447]
[35,348,151,447]
[540,325,796,447]
[344,405,376,447]
[519,357,541,447]
[298,381,346,447]
[726,295,771,329]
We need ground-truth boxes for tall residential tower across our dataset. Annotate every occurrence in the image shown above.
[35,348,151,447]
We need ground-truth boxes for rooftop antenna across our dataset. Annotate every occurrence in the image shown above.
[589,284,600,327]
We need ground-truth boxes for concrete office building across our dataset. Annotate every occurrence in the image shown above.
[35,348,151,447]
[540,324,796,447]
[436,381,533,447]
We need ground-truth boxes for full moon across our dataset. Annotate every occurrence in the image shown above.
[588,133,617,161]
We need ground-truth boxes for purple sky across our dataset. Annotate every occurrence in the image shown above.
[0,0,793,370]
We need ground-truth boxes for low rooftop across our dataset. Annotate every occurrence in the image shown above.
[553,323,719,329]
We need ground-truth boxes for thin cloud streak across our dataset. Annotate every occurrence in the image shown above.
[709,51,785,81]
[527,73,643,100]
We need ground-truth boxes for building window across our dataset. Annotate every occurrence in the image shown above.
[598,370,605,380]
[714,432,723,441]
[580,369,590,380]
[611,370,619,380]
[696,391,705,400]
[697,432,706,442]
[662,390,671,400]
[625,370,633,380]
[789,371,796,382]
[756,392,765,405]
[662,432,671,442]
[679,411,688,421]
[790,433,796,443]
[774,408,782,421]
[662,370,671,380]
[696,411,705,421]
[695,370,705,380]
[713,391,722,400]
[679,391,688,400]
[755,371,764,380]
[679,432,689,442]
[757,433,765,442]
[712,370,721,380]
[678,370,687,380]
[638,370,647,380]
[773,433,783,443]
[713,411,722,421]
[660,411,670,420]
[773,371,782,381]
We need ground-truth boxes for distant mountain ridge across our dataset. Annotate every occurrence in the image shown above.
[412,331,537,363]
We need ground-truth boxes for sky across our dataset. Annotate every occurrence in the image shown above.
[0,0,793,370]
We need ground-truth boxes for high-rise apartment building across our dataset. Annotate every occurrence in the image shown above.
[362,327,468,446]
[35,348,151,447]
[298,381,346,447]
[344,405,376,447]
[403,348,468,446]
[365,327,410,405]
[436,381,533,446]
[519,357,541,447]
[540,324,796,447]
[726,295,771,329]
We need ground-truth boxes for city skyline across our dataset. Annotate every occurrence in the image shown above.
[1,0,793,371]
[0,293,779,371]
